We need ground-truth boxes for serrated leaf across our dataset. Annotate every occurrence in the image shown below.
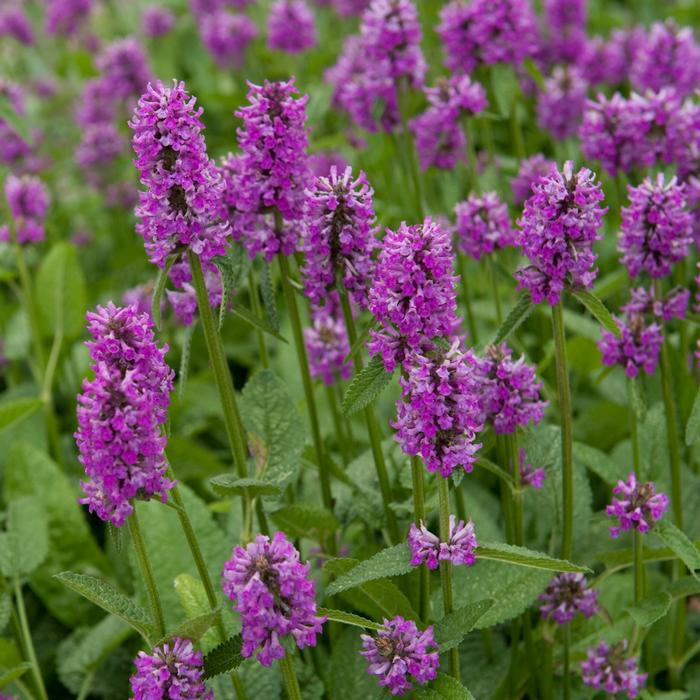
[151,255,177,330]
[342,354,394,416]
[477,542,590,573]
[0,398,42,432]
[209,475,282,498]
[686,388,700,446]
[344,318,374,362]
[259,262,279,332]
[270,504,338,540]
[159,608,221,646]
[570,289,620,337]
[216,243,251,330]
[655,521,700,579]
[491,293,533,345]
[35,242,86,338]
[0,496,48,577]
[433,600,494,652]
[328,627,384,700]
[316,607,383,630]
[326,543,413,595]
[232,304,287,342]
[415,673,476,699]
[54,572,156,642]
[239,370,306,490]
[573,442,625,486]
[626,591,672,627]
[178,320,196,397]
[202,635,244,679]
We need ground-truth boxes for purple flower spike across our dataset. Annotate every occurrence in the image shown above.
[142,6,175,38]
[599,315,663,379]
[539,573,599,624]
[130,80,230,269]
[512,154,556,206]
[368,218,459,372]
[520,449,546,489]
[76,304,175,527]
[408,515,477,570]
[268,0,316,53]
[536,66,588,141]
[222,532,326,666]
[0,6,34,45]
[473,344,547,434]
[454,191,514,261]
[581,640,647,698]
[394,342,483,478]
[97,38,152,101]
[130,637,212,699]
[622,286,689,323]
[301,166,377,309]
[304,295,353,385]
[360,616,439,696]
[200,12,257,69]
[0,175,50,245]
[45,0,91,37]
[542,0,586,65]
[515,160,606,305]
[618,174,692,280]
[606,473,669,538]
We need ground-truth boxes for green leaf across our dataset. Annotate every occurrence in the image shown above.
[159,608,221,646]
[342,354,394,416]
[54,572,156,642]
[570,289,620,337]
[178,320,197,397]
[172,573,222,651]
[630,376,647,423]
[231,304,288,342]
[0,663,32,688]
[477,542,590,573]
[202,636,244,679]
[209,475,282,498]
[415,673,476,699]
[327,628,383,700]
[316,607,383,631]
[0,91,29,141]
[0,398,42,432]
[239,370,307,490]
[626,591,672,627]
[686,389,700,446]
[259,262,279,332]
[270,504,338,540]
[35,242,87,338]
[0,593,11,634]
[344,318,374,362]
[490,64,520,117]
[491,293,533,345]
[655,521,700,579]
[433,600,494,652]
[521,58,546,90]
[151,254,177,330]
[0,496,48,577]
[216,243,251,330]
[326,543,412,595]
[573,442,625,486]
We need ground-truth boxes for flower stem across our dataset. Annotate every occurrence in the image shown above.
[457,253,479,343]
[326,384,351,466]
[188,251,249,478]
[508,434,523,547]
[280,651,302,700]
[562,623,571,700]
[277,251,333,518]
[411,456,429,623]
[248,268,270,369]
[487,255,503,326]
[338,288,400,543]
[437,477,460,680]
[633,530,644,604]
[551,303,574,560]
[14,578,48,700]
[128,509,165,639]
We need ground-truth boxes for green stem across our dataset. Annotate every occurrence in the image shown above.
[438,478,460,680]
[633,530,644,605]
[277,251,333,518]
[541,641,554,700]
[551,303,574,560]
[256,498,270,537]
[458,254,479,343]
[563,624,571,700]
[338,288,400,543]
[509,434,523,547]
[280,651,302,700]
[487,255,503,326]
[326,384,350,467]
[411,456,429,623]
[397,80,425,220]
[248,269,270,369]
[14,579,48,700]
[188,252,249,478]
[462,117,480,195]
[629,382,641,480]
[453,481,466,522]
[128,510,165,638]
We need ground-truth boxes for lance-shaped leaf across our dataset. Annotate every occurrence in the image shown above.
[477,542,590,573]
[231,304,288,342]
[570,289,620,337]
[326,544,413,595]
[270,504,338,540]
[209,475,282,499]
[202,635,244,679]
[491,293,533,345]
[259,262,279,332]
[654,521,700,579]
[215,243,251,330]
[415,673,476,699]
[342,354,394,416]
[686,388,700,446]
[0,398,42,433]
[316,608,383,631]
[151,254,177,330]
[0,496,48,577]
[434,600,494,652]
[157,608,222,646]
[626,591,672,628]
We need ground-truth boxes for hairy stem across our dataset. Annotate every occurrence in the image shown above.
[280,651,302,700]
[438,478,460,680]
[563,624,571,700]
[411,456,429,623]
[247,268,270,369]
[14,578,48,700]
[458,254,479,344]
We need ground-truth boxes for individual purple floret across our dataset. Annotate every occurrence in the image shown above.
[368,218,459,372]
[200,11,257,68]
[221,532,326,666]
[606,472,669,538]
[45,0,91,36]
[142,6,176,38]
[360,616,439,696]
[304,296,353,385]
[539,573,599,624]
[542,0,587,65]
[622,286,689,323]
[76,303,175,527]
[536,66,588,141]
[97,38,152,101]
[130,80,230,268]
[630,20,700,98]
[515,160,606,305]
[581,640,647,698]
[0,6,34,44]
[512,154,556,206]
[618,174,692,280]
[408,515,477,570]
[394,341,483,477]
[520,449,546,489]
[410,75,487,171]
[437,0,539,75]
[267,0,316,53]
[454,191,515,260]
[599,315,663,378]
[0,174,50,245]
[130,637,212,700]
[473,343,547,434]
[301,165,377,309]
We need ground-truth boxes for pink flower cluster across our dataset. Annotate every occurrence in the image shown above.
[581,640,647,697]
[606,473,669,538]
[539,573,599,624]
[0,174,50,245]
[454,191,514,260]
[408,515,477,570]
